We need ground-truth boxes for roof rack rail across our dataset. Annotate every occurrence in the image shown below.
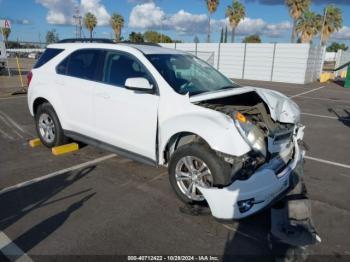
[119,41,161,47]
[57,38,114,44]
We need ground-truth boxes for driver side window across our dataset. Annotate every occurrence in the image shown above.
[102,51,154,88]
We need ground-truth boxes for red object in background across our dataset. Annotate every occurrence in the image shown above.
[27,71,33,86]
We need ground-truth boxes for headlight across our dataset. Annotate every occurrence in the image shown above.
[233,112,267,157]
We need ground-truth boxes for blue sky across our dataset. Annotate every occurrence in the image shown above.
[0,0,349,45]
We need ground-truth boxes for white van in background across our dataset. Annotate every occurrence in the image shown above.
[0,41,7,70]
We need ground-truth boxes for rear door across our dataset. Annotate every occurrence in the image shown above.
[93,50,159,163]
[55,48,105,136]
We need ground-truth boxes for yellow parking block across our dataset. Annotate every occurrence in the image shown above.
[319,72,330,83]
[52,143,79,156]
[340,70,347,79]
[29,138,42,148]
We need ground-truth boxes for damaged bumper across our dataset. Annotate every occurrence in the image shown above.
[198,126,306,220]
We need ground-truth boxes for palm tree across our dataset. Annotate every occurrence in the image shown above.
[320,5,343,46]
[1,28,11,43]
[226,0,246,43]
[84,12,97,41]
[296,11,321,43]
[285,0,311,43]
[206,0,220,43]
[111,13,124,42]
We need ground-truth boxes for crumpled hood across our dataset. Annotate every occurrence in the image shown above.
[190,86,301,124]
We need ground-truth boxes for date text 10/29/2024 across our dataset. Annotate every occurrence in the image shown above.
[127,256,220,261]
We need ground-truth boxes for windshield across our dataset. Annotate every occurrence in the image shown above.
[146,54,240,96]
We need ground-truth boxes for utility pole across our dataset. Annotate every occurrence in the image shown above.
[73,6,82,39]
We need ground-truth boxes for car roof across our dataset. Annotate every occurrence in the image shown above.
[48,42,188,55]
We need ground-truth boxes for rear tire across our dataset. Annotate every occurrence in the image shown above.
[35,102,67,148]
[168,143,232,205]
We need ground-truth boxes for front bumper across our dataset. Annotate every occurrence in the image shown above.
[198,127,305,220]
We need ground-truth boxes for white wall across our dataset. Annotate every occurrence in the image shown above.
[160,43,324,84]
[8,48,44,53]
[325,52,337,61]
[305,46,325,83]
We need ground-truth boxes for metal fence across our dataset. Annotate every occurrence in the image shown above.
[160,43,326,84]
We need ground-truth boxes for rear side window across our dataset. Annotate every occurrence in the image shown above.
[33,48,63,68]
[56,49,104,81]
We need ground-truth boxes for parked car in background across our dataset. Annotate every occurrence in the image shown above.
[27,40,305,219]
[28,52,39,59]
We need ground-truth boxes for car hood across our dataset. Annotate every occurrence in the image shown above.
[190,86,300,124]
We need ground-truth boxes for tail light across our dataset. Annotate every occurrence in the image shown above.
[27,71,33,86]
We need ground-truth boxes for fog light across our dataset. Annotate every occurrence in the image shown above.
[237,198,255,213]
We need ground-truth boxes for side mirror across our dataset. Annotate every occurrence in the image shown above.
[125,77,153,93]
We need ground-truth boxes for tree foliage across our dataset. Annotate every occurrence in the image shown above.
[1,28,11,42]
[84,12,97,40]
[242,34,261,43]
[111,13,124,42]
[206,0,220,43]
[143,31,173,43]
[320,5,343,46]
[296,11,321,43]
[226,0,246,43]
[285,0,311,43]
[45,29,59,44]
[194,35,200,43]
[128,32,144,43]
[326,42,348,52]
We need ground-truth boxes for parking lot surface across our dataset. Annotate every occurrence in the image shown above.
[0,73,350,261]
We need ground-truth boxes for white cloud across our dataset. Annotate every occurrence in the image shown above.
[36,0,110,26]
[21,19,31,25]
[129,2,165,29]
[128,2,291,38]
[165,10,208,35]
[332,26,350,40]
[80,0,110,26]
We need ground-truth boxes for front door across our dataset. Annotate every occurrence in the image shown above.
[93,50,159,163]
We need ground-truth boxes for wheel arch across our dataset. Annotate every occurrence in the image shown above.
[162,132,209,165]
[33,97,49,115]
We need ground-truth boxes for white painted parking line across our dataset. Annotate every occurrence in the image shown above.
[339,173,350,179]
[0,111,26,134]
[294,96,350,104]
[305,156,350,169]
[301,112,350,122]
[290,86,325,98]
[0,128,14,140]
[0,154,116,196]
[0,231,33,262]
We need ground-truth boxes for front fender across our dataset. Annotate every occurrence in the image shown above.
[159,113,251,164]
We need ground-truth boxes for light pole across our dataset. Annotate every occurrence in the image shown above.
[320,6,328,46]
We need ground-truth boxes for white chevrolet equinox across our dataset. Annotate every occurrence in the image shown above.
[27,40,306,219]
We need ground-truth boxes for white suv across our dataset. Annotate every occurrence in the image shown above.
[27,41,305,219]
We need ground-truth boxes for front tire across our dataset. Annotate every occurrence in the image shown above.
[168,143,232,205]
[35,102,67,148]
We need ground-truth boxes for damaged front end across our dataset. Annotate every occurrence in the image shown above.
[199,91,299,183]
[195,89,307,220]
